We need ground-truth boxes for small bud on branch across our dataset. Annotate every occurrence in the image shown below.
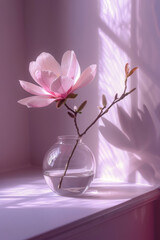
[128,67,138,77]
[102,94,107,107]
[125,63,138,78]
[125,63,130,77]
[114,93,118,100]
[67,112,75,118]
[77,100,87,113]
[67,93,78,99]
[56,99,66,108]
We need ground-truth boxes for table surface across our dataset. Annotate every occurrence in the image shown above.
[0,167,159,240]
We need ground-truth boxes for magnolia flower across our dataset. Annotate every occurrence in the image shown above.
[18,51,97,108]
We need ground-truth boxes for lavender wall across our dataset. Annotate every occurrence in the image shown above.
[97,0,160,185]
[24,0,99,167]
[1,0,160,185]
[0,0,99,172]
[0,0,30,172]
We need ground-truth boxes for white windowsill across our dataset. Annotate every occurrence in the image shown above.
[0,167,160,240]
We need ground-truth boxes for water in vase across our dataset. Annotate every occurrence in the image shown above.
[43,169,94,196]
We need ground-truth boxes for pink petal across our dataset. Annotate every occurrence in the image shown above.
[61,50,80,81]
[51,76,73,95]
[36,52,61,76]
[72,64,97,91]
[35,70,57,92]
[18,96,55,108]
[29,61,41,83]
[19,80,49,96]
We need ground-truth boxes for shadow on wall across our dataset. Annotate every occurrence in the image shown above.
[99,105,160,185]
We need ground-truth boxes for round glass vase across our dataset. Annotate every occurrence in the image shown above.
[43,135,96,197]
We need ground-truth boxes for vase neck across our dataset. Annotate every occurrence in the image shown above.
[58,135,82,144]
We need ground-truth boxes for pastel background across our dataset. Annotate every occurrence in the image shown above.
[1,0,160,186]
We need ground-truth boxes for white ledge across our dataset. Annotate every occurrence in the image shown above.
[0,167,160,240]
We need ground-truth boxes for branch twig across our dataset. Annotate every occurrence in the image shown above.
[58,138,80,189]
[58,67,137,189]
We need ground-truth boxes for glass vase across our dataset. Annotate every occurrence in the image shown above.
[43,135,96,197]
